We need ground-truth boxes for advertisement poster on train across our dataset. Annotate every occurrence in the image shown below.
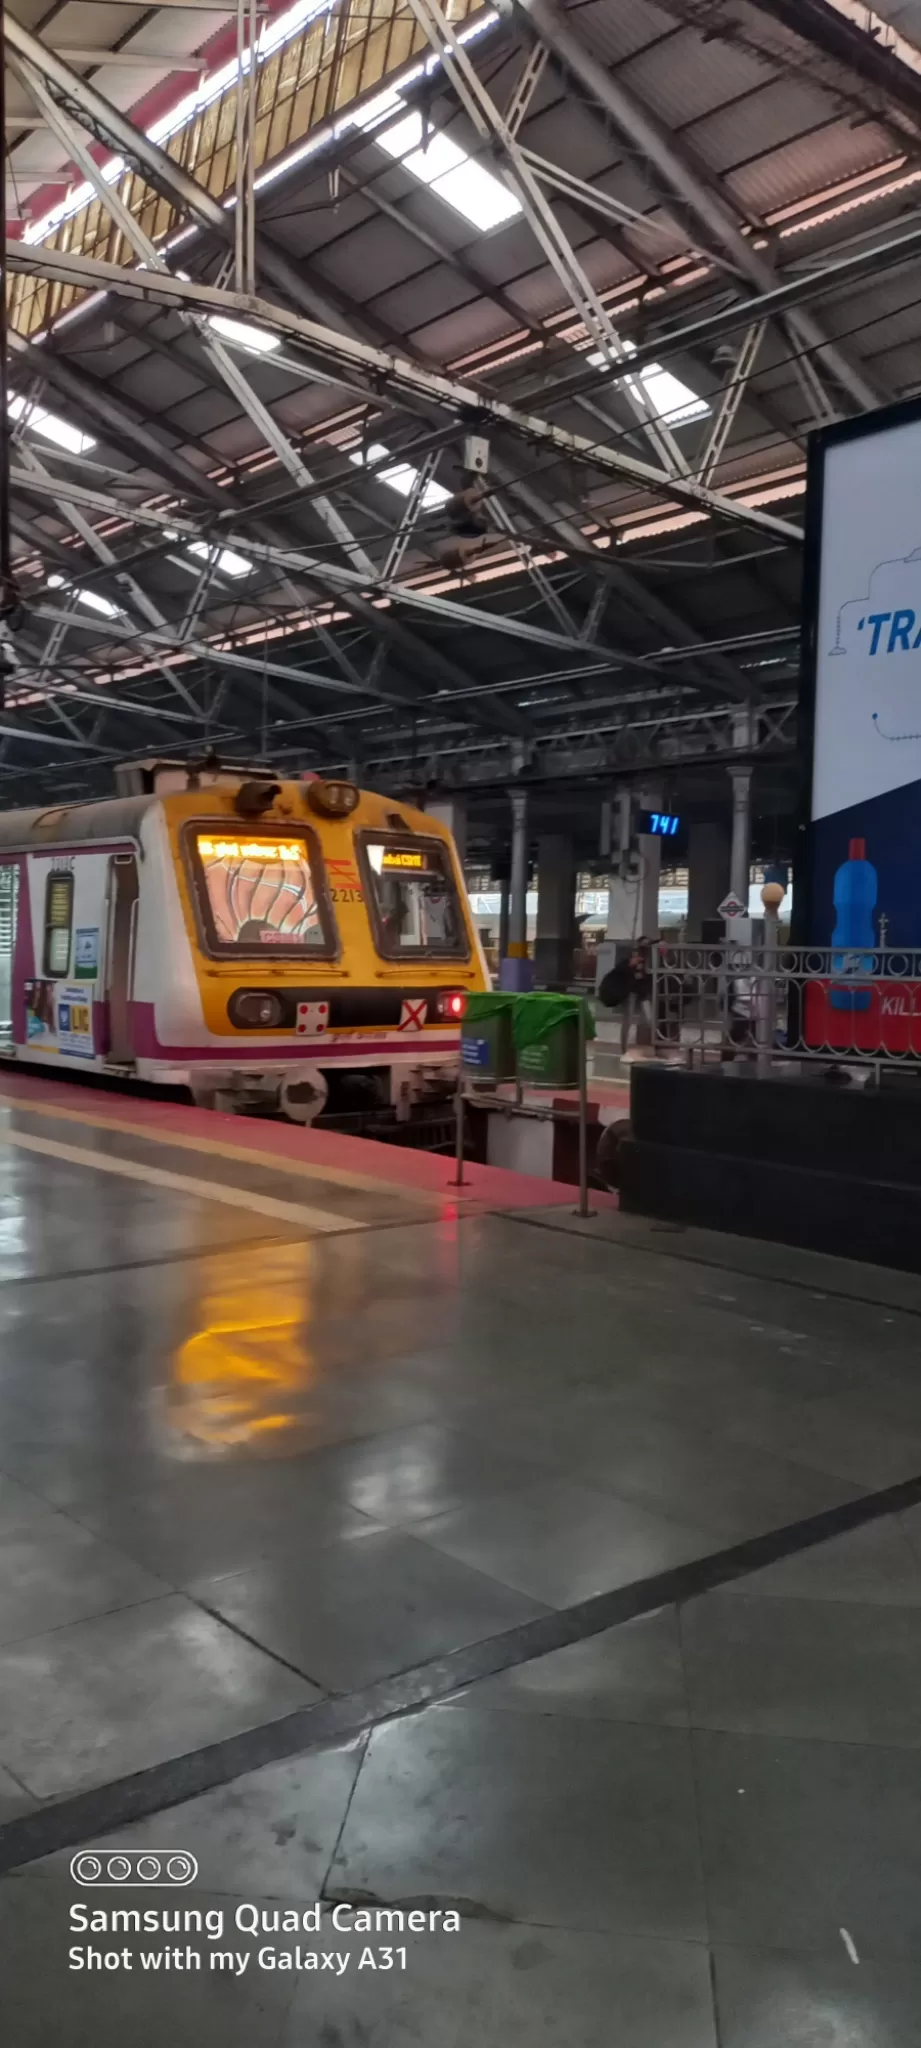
[74,928,99,978]
[56,988,94,1059]
[24,980,58,1048]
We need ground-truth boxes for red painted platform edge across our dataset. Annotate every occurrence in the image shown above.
[0,1072,617,1211]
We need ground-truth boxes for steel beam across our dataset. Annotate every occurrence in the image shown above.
[504,0,884,414]
[356,696,799,788]
[527,214,921,410]
[6,243,803,544]
[488,451,757,701]
[9,45,508,729]
[518,148,682,248]
[9,331,226,509]
[505,39,548,136]
[404,0,694,480]
[51,50,211,71]
[13,59,379,585]
[697,324,767,485]
[381,449,441,582]
[7,458,791,689]
[739,0,921,137]
[4,16,364,337]
[0,719,96,749]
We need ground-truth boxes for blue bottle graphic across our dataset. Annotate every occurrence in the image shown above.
[830,836,877,1011]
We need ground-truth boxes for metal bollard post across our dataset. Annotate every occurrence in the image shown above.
[451,1056,466,1188]
[575,997,593,1219]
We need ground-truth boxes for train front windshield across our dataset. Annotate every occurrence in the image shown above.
[363,839,468,960]
[191,832,331,957]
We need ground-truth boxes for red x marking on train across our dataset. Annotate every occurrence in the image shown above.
[398,999,427,1032]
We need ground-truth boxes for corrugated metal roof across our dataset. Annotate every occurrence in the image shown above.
[621,22,773,127]
[727,122,897,216]
[683,76,855,173]
[560,0,684,68]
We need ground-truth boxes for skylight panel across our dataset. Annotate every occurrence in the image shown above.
[187,542,253,579]
[9,395,95,454]
[75,589,122,618]
[46,573,121,618]
[432,157,520,232]
[382,460,451,508]
[637,363,710,427]
[375,107,520,231]
[208,315,280,355]
[586,343,710,427]
[348,440,450,508]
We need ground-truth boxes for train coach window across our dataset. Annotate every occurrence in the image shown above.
[361,837,468,961]
[43,869,74,976]
[184,828,337,960]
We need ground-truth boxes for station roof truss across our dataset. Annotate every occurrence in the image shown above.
[2,0,920,812]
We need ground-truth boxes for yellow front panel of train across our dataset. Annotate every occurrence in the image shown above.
[162,781,486,1040]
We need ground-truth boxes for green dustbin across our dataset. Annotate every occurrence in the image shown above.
[513,993,594,1084]
[461,990,518,1080]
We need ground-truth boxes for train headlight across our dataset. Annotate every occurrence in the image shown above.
[306,779,359,818]
[230,991,284,1028]
[438,991,467,1020]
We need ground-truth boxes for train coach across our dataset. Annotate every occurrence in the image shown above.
[0,758,488,1127]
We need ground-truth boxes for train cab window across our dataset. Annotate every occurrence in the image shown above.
[42,869,74,976]
[361,837,468,961]
[185,828,336,960]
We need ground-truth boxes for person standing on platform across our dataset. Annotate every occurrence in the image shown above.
[599,939,654,1051]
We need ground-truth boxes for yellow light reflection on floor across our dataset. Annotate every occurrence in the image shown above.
[170,1286,315,1452]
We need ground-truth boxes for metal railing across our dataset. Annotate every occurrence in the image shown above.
[651,942,921,1073]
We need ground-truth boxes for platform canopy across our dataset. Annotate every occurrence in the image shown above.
[2,0,921,831]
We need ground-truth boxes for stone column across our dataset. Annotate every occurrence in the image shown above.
[687,820,731,939]
[728,767,753,907]
[534,834,576,988]
[425,797,467,868]
[500,785,533,990]
[595,788,661,989]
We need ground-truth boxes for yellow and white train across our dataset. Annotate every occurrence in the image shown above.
[0,759,487,1124]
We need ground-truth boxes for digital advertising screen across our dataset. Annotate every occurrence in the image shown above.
[801,399,921,1049]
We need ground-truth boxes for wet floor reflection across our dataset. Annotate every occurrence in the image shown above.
[170,1283,317,1453]
[164,1229,465,1460]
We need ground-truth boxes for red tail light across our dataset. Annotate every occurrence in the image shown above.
[438,991,467,1019]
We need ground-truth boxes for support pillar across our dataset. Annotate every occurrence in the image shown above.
[497,873,510,965]
[727,710,754,912]
[686,820,731,939]
[595,786,661,990]
[425,797,467,868]
[501,785,533,990]
[636,820,662,943]
[534,834,576,988]
[728,767,753,907]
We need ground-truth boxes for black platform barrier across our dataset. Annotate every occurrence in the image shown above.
[620,1063,921,1274]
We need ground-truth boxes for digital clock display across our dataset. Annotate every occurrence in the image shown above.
[637,811,681,838]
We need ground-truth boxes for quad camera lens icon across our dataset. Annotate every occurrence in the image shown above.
[70,1851,198,1887]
